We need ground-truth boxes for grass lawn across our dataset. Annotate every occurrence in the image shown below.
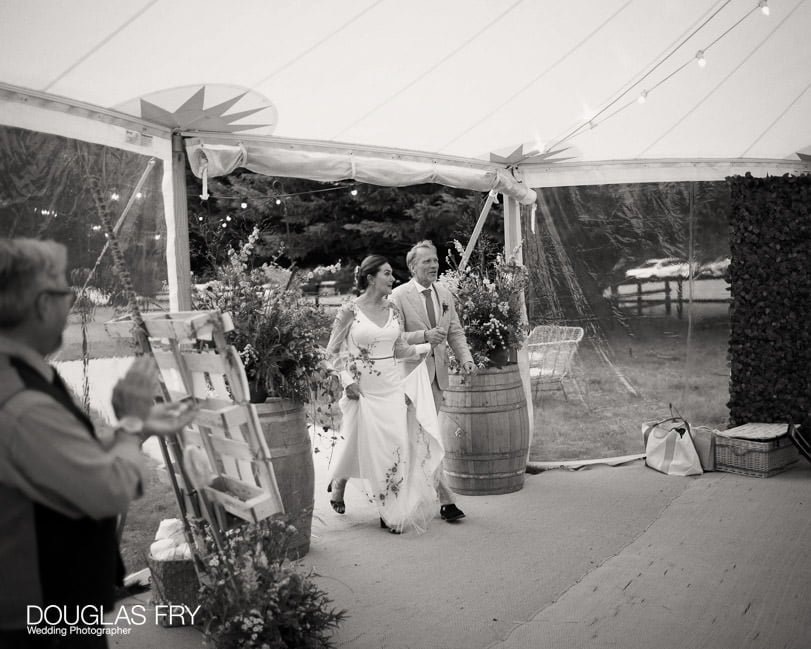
[530,315,730,460]
[119,455,182,574]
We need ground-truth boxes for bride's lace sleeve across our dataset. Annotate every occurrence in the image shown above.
[391,303,431,360]
[325,302,357,387]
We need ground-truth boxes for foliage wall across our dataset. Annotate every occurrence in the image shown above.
[727,173,811,427]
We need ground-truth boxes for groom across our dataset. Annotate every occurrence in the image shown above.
[390,240,474,522]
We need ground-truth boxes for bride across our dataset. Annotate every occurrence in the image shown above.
[325,254,444,534]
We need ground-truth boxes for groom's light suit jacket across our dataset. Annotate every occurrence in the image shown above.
[390,279,473,391]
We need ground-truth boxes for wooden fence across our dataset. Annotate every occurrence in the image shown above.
[609,277,731,318]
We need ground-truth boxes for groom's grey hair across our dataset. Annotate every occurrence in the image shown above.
[406,240,437,272]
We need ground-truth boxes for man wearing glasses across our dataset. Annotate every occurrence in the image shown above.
[0,238,196,647]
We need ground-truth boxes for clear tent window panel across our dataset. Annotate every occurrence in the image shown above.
[523,181,731,461]
[0,124,167,422]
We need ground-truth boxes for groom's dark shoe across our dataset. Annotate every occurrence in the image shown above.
[440,504,466,522]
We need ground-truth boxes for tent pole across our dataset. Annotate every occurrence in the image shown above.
[169,133,192,311]
[503,195,522,261]
[458,190,497,273]
[503,196,534,457]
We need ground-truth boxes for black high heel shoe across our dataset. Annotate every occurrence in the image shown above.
[379,517,401,534]
[327,482,345,515]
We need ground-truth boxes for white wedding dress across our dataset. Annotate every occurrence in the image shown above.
[326,300,444,533]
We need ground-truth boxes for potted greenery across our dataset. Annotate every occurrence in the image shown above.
[192,227,334,403]
[439,241,529,369]
[194,517,346,649]
[436,241,531,495]
[193,227,335,556]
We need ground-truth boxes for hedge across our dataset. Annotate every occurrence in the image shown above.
[727,173,811,427]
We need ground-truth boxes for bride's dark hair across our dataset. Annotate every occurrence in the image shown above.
[354,254,389,295]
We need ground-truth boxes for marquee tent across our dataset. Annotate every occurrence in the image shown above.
[2,0,810,306]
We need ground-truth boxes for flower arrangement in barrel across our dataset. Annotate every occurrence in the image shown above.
[439,240,529,368]
[193,518,346,649]
[193,227,335,403]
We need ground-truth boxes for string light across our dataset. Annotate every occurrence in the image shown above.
[225,215,232,222]
[110,192,120,201]
[350,189,358,196]
[637,90,648,104]
[154,233,161,240]
[544,0,768,153]
[207,183,361,203]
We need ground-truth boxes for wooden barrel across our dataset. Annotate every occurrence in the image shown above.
[255,398,314,557]
[438,364,529,495]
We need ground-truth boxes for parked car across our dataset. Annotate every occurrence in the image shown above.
[698,257,730,278]
[624,258,695,280]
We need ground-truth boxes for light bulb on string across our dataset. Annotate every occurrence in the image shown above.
[637,90,648,105]
[221,223,227,229]
[198,216,204,221]
[154,233,161,240]
[350,189,358,196]
[110,192,120,202]
[696,50,706,68]
[275,198,282,205]
[135,192,143,199]
[241,202,248,209]
[758,0,769,15]
[225,215,232,222]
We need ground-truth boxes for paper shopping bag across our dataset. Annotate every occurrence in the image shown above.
[643,417,703,476]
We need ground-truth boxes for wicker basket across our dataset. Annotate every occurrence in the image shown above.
[146,556,201,627]
[714,423,799,478]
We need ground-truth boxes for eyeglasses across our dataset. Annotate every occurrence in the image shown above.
[40,287,77,308]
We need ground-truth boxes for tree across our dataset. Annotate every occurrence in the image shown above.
[185,167,503,281]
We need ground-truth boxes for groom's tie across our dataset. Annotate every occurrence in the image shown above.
[422,288,437,328]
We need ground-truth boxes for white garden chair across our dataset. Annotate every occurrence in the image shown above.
[527,325,584,401]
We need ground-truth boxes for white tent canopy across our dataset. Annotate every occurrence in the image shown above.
[2,0,810,173]
[2,0,811,305]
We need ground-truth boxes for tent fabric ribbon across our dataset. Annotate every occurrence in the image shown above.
[185,138,537,205]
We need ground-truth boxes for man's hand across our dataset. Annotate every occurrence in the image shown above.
[345,383,362,400]
[143,401,198,436]
[425,328,447,345]
[112,356,159,420]
[461,360,476,374]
